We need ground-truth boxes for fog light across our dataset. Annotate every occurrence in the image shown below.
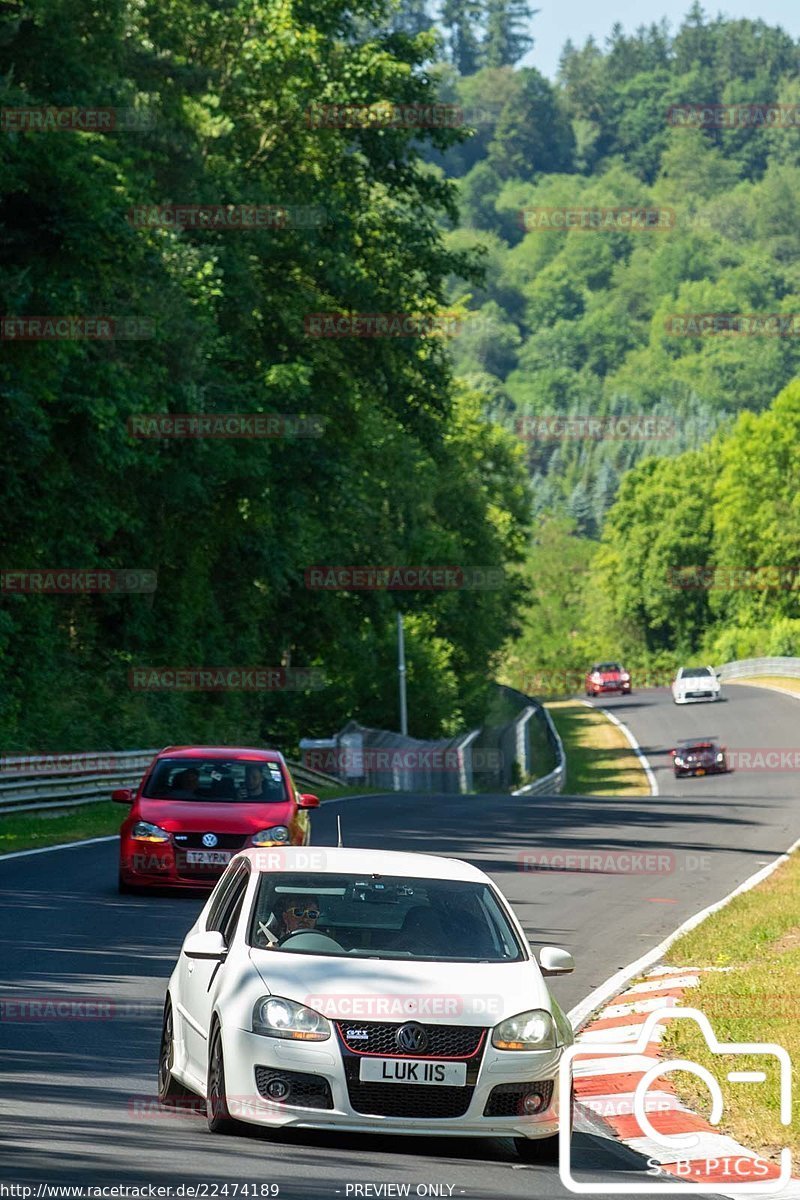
[522,1092,545,1114]
[265,1077,290,1101]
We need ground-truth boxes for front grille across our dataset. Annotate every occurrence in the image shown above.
[338,1022,486,1118]
[483,1079,554,1117]
[254,1067,333,1110]
[345,1078,474,1118]
[172,833,248,850]
[336,1021,484,1058]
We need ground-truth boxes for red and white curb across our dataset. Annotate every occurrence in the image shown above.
[572,966,799,1195]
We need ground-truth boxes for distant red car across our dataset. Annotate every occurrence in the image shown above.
[585,661,631,697]
[115,746,319,893]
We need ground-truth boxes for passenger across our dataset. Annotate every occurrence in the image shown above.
[240,764,282,799]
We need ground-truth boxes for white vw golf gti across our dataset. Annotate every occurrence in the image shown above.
[159,847,575,1159]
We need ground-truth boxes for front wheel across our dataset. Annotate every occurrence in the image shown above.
[207,1025,241,1134]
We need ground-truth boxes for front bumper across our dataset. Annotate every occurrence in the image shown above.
[673,691,720,704]
[219,1026,568,1140]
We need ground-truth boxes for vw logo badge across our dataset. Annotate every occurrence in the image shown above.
[396,1022,427,1053]
[202,833,218,848]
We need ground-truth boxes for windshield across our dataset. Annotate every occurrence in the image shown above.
[248,872,525,962]
[143,756,287,802]
[682,668,713,678]
[595,662,622,672]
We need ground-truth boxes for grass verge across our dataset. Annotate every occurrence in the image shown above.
[728,675,800,697]
[660,848,800,1170]
[0,785,379,857]
[546,700,650,796]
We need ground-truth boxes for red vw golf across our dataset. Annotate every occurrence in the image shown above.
[115,746,319,893]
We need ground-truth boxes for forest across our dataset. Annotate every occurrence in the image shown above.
[1,0,798,750]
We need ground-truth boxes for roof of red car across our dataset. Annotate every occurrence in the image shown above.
[156,745,284,761]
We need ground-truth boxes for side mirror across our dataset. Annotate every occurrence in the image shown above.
[183,930,227,960]
[669,749,676,757]
[538,946,575,977]
[298,792,320,809]
[112,788,133,804]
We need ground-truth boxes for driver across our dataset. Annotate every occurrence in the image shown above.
[262,894,321,948]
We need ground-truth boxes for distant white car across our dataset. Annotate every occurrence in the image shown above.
[159,846,575,1161]
[672,666,722,704]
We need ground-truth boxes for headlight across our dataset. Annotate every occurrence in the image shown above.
[674,757,684,766]
[716,752,724,762]
[620,672,630,681]
[492,1009,558,1050]
[252,995,331,1041]
[131,821,170,842]
[251,826,290,846]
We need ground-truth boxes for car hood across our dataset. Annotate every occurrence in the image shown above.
[135,797,294,833]
[679,748,716,762]
[248,949,555,1026]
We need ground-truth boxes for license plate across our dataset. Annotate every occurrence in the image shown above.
[695,768,706,776]
[359,1058,467,1086]
[185,850,231,865]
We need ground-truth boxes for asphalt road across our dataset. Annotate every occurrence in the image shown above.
[1,683,798,1198]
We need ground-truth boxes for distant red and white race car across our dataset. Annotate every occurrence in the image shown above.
[585,661,631,697]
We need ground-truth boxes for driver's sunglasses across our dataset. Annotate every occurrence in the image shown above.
[286,906,320,919]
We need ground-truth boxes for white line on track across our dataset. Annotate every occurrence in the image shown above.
[580,698,659,796]
[567,833,800,1032]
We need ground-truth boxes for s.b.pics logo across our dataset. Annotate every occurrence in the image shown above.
[559,1008,792,1194]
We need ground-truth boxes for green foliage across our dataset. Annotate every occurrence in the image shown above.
[0,0,531,752]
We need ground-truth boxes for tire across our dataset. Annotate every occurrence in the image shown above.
[118,873,137,895]
[207,1024,240,1134]
[157,1000,192,1104]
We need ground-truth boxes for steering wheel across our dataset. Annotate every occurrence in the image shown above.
[277,929,345,951]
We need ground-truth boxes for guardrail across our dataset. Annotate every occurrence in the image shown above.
[0,749,343,815]
[718,657,800,680]
[512,703,566,796]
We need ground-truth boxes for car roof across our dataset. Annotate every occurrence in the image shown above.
[157,745,285,762]
[238,846,490,883]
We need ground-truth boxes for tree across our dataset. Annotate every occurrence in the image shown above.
[481,0,538,69]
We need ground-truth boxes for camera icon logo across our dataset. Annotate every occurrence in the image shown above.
[558,1007,792,1194]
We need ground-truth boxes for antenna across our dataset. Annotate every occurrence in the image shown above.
[336,815,343,848]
